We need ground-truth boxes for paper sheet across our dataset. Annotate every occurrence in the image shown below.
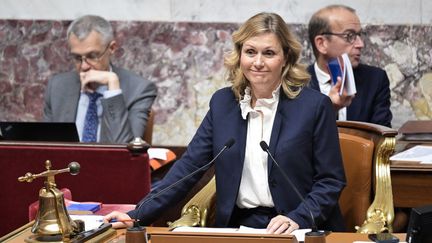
[390,145,432,163]
[172,226,239,233]
[341,53,357,96]
[70,214,104,231]
[147,148,169,160]
[172,226,311,242]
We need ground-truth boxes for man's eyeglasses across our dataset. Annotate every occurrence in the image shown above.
[70,44,110,65]
[321,30,365,44]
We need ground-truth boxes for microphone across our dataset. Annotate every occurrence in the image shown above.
[259,141,324,237]
[134,138,235,221]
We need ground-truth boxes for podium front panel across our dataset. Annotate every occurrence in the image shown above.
[150,231,298,243]
[0,141,150,237]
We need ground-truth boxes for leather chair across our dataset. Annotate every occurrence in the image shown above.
[166,121,398,234]
[337,121,397,233]
[145,110,178,173]
[143,110,154,145]
[338,132,374,231]
[144,109,178,176]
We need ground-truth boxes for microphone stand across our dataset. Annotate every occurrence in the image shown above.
[125,138,235,243]
[138,139,234,208]
[126,221,148,243]
[259,141,326,243]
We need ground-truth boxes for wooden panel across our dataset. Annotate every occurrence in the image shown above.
[391,165,432,207]
[1,226,407,243]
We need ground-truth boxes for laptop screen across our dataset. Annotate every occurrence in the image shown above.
[0,122,79,142]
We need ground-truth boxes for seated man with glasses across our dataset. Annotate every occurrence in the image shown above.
[307,4,392,127]
[43,15,157,143]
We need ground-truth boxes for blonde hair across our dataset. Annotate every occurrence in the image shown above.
[224,12,310,100]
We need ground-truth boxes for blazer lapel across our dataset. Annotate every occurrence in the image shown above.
[63,76,81,121]
[226,103,248,178]
[237,113,248,172]
[267,94,285,172]
[307,64,321,92]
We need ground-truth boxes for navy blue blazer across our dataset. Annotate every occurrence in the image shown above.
[307,64,392,127]
[129,86,346,231]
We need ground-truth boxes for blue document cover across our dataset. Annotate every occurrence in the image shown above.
[327,56,344,85]
[326,53,356,96]
[67,203,101,213]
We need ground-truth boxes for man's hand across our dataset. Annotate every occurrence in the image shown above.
[328,77,354,111]
[103,211,134,229]
[80,70,120,92]
[266,215,299,234]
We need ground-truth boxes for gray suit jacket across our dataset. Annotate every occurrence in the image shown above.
[43,65,157,143]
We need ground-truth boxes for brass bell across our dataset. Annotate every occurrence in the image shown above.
[18,160,83,242]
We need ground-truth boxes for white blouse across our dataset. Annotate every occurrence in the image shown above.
[236,85,280,208]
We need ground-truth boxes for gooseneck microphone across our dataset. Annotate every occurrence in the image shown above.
[134,138,236,220]
[259,141,321,234]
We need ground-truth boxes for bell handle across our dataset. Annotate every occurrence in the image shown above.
[18,161,80,183]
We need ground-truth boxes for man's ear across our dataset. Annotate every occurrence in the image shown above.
[314,35,328,55]
[108,40,118,53]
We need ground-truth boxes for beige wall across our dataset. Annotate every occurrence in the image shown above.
[1,0,431,24]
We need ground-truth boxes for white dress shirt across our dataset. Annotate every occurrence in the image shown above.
[236,85,280,208]
[314,62,346,120]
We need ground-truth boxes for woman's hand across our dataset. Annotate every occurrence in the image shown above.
[266,215,299,234]
[103,211,135,229]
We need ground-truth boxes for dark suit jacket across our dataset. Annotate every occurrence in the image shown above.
[307,64,392,127]
[129,86,346,231]
[43,65,157,143]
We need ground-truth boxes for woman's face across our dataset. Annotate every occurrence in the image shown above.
[240,32,286,96]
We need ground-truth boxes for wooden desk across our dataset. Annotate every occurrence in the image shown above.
[1,225,406,243]
[145,228,406,243]
[391,162,432,207]
[391,141,432,208]
[0,221,120,242]
[325,232,405,243]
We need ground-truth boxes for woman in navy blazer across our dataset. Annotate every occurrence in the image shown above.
[105,12,346,234]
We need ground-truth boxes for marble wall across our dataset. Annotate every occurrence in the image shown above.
[1,19,430,145]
